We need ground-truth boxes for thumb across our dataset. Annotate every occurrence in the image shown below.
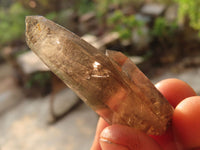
[99,125,161,150]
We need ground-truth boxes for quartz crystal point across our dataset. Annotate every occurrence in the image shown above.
[25,16,174,135]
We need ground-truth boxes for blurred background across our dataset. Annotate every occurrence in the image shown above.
[0,0,200,149]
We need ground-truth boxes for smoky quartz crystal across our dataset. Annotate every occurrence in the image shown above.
[26,16,173,135]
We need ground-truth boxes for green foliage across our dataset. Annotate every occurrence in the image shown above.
[96,0,143,18]
[96,0,116,17]
[176,0,200,32]
[45,11,57,20]
[151,17,178,38]
[0,2,30,46]
[25,72,51,89]
[108,10,144,39]
[76,0,95,15]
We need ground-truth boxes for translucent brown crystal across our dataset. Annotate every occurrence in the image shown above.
[25,16,174,135]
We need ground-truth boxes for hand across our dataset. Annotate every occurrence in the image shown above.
[90,78,200,150]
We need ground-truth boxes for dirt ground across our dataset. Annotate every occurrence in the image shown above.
[0,63,98,150]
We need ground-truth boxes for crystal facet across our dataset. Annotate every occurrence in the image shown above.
[25,16,174,135]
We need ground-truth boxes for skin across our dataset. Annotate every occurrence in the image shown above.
[90,78,200,150]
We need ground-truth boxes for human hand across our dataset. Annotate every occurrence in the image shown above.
[90,78,200,150]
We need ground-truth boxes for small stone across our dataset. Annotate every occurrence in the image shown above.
[141,3,166,16]
[165,5,178,22]
[81,34,98,44]
[121,39,131,47]
[129,56,144,65]
[81,34,102,49]
[79,12,96,23]
[132,26,151,50]
[50,88,80,117]
[82,32,120,50]
[16,51,49,74]
[98,32,120,49]
[135,13,151,23]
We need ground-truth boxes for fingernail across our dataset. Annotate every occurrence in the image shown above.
[100,138,129,150]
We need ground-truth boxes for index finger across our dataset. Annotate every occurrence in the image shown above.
[155,78,197,108]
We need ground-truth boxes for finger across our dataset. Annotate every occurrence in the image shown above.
[151,78,196,149]
[155,78,197,108]
[150,126,177,150]
[173,96,200,149]
[99,124,161,150]
[91,117,109,150]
